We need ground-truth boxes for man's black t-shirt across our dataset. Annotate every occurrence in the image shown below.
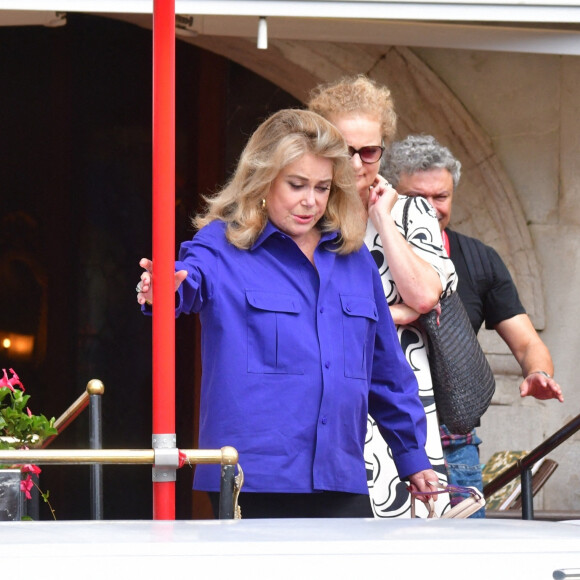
[446,229,526,334]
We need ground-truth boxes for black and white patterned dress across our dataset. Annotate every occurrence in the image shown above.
[364,195,458,517]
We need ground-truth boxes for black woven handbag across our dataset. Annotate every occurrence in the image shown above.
[401,196,495,434]
[419,291,496,434]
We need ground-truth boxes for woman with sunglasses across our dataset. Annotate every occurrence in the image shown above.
[308,75,457,518]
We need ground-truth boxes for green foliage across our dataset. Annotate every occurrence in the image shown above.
[0,386,58,451]
[0,370,59,519]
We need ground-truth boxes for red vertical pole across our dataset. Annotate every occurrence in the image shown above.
[152,0,176,520]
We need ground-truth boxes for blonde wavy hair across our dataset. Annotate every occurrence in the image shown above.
[307,75,397,144]
[194,109,366,254]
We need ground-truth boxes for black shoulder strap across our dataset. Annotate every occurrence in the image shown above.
[402,196,413,238]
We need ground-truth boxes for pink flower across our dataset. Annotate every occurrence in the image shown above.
[21,464,42,476]
[20,474,34,500]
[0,368,24,392]
[8,368,24,391]
[0,369,14,392]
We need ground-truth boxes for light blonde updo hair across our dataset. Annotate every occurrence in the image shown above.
[307,74,397,145]
[194,108,366,254]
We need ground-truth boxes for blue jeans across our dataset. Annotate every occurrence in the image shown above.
[441,426,485,518]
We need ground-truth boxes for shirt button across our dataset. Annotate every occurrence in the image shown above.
[346,305,351,312]
[319,306,324,314]
[321,417,327,425]
[325,361,330,369]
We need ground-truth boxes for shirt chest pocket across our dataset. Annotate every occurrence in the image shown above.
[246,290,304,375]
[340,295,378,380]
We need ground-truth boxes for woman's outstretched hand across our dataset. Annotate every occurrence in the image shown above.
[136,257,188,306]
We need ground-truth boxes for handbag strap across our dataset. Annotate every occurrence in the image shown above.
[402,195,413,238]
[410,483,486,519]
[411,496,435,519]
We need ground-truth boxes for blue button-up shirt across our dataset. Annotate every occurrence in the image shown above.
[173,220,429,494]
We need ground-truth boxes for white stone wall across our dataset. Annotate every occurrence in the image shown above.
[181,29,579,512]
[413,48,580,512]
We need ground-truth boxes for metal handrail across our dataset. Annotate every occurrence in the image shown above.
[483,411,580,519]
[0,446,240,520]
[34,379,105,518]
[0,447,238,466]
[36,385,92,449]
[4,378,241,520]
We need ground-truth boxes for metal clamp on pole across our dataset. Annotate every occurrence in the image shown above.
[152,434,179,483]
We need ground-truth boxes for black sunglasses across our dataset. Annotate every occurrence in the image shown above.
[347,145,385,164]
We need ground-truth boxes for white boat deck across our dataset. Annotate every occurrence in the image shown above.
[1,518,580,579]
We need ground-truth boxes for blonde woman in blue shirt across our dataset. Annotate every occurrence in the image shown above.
[137,108,437,518]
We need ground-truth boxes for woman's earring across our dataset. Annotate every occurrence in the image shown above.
[261,199,266,209]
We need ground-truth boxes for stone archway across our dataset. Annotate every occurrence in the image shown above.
[182,35,545,327]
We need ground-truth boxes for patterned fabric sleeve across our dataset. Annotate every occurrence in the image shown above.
[364,194,457,518]
[367,195,458,303]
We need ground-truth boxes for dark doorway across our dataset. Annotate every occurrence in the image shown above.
[0,12,299,520]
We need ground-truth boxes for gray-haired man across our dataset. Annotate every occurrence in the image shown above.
[382,134,563,516]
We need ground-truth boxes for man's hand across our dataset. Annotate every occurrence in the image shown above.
[520,371,564,402]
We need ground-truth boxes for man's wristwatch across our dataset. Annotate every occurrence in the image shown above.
[529,370,552,379]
